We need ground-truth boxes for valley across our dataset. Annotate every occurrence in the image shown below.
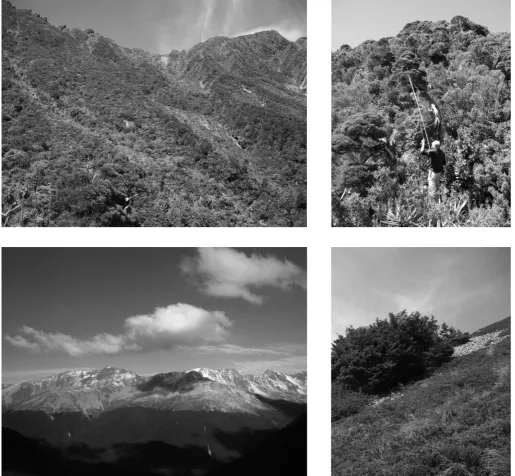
[2,366,307,475]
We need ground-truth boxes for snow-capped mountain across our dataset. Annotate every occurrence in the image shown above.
[2,366,307,417]
[2,367,143,416]
[189,368,306,402]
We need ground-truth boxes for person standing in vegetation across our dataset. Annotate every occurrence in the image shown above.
[420,139,446,197]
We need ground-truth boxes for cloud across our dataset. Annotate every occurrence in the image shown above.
[180,248,306,304]
[4,334,41,352]
[5,304,233,356]
[193,343,296,356]
[9,326,128,356]
[124,304,232,348]
[150,0,306,54]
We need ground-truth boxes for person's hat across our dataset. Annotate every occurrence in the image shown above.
[432,140,441,149]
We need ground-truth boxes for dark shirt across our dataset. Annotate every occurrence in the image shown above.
[421,148,446,173]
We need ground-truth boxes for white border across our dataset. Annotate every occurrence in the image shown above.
[0,1,513,475]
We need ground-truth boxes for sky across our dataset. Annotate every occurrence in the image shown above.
[332,0,511,50]
[332,248,511,339]
[10,0,307,54]
[2,248,307,383]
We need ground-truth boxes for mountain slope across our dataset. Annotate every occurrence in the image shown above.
[2,366,307,416]
[2,426,219,476]
[331,317,510,475]
[206,412,307,476]
[332,16,510,227]
[3,366,307,474]
[2,1,307,227]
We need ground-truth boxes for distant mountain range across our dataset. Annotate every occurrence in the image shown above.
[2,366,307,475]
[2,366,307,416]
[2,0,307,227]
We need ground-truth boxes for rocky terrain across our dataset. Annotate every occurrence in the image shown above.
[453,330,510,357]
[2,1,307,226]
[2,366,307,416]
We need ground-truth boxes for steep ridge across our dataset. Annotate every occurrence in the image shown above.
[2,1,307,227]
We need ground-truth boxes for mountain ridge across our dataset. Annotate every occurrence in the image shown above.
[2,365,307,416]
[2,0,307,227]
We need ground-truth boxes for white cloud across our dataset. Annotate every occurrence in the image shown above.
[180,248,306,304]
[194,343,292,356]
[4,334,41,353]
[5,304,233,356]
[124,303,232,349]
[202,0,215,36]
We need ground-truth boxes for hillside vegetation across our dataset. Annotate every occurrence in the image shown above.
[332,315,510,476]
[332,16,510,227]
[2,1,306,226]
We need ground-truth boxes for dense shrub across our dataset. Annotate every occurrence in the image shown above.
[332,16,510,227]
[331,311,461,394]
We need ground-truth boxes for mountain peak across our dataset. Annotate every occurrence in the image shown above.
[3,364,307,416]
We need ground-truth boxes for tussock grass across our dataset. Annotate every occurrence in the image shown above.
[332,331,510,476]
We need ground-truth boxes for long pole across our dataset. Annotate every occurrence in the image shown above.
[408,74,430,145]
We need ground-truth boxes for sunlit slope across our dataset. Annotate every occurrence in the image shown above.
[332,318,510,476]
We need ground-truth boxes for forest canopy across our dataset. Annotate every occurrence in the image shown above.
[332,16,510,227]
[2,2,306,227]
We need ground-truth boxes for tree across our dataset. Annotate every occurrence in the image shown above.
[332,311,456,394]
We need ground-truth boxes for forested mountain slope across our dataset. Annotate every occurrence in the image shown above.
[2,1,307,227]
[332,16,510,227]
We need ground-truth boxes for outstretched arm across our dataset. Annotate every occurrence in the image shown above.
[420,138,427,154]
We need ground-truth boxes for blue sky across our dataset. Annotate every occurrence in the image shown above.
[11,0,307,54]
[2,248,306,383]
[332,248,511,338]
[332,0,511,50]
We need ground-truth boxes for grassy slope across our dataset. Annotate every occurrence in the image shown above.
[472,317,510,337]
[332,319,510,476]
